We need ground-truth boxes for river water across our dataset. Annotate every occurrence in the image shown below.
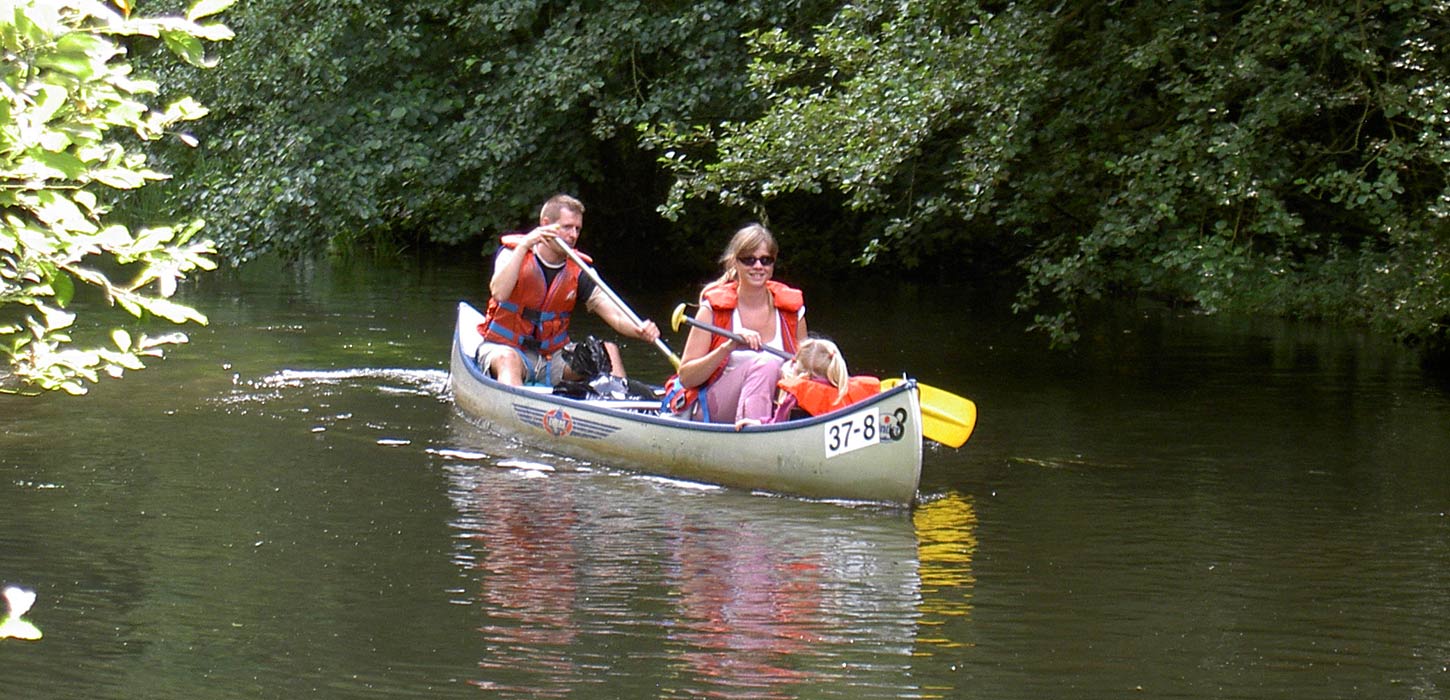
[3,254,1448,699]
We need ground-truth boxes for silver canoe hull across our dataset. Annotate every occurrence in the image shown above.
[449,302,923,504]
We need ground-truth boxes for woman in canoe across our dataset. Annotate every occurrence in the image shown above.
[669,223,807,426]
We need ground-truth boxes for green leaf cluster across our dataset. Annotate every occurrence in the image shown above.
[0,0,230,395]
[652,0,1450,350]
[141,0,1450,353]
[154,0,836,262]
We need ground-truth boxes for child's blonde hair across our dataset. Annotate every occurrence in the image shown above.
[783,338,850,401]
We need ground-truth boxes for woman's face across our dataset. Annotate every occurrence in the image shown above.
[734,243,775,286]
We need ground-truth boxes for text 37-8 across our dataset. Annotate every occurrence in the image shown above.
[824,408,878,458]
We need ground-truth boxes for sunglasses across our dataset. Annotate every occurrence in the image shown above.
[737,255,776,267]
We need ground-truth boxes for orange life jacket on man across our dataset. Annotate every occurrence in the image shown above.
[662,279,804,419]
[777,375,882,416]
[479,234,592,356]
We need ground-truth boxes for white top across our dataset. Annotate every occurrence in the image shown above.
[700,301,805,372]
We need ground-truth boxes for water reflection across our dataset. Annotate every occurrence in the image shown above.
[440,417,931,698]
[913,492,978,646]
[457,469,584,697]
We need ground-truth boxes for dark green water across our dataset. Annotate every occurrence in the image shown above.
[3,255,1448,699]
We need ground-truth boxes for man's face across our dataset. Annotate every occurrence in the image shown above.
[547,208,583,249]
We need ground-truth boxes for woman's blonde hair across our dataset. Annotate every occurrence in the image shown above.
[712,223,779,286]
[783,337,850,401]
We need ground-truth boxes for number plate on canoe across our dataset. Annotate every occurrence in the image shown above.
[823,406,882,458]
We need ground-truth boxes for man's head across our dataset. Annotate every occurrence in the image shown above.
[539,194,585,251]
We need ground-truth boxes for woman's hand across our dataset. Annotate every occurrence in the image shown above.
[731,329,763,351]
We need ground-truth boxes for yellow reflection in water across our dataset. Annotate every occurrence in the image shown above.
[913,491,977,652]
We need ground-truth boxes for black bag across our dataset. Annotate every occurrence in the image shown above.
[562,335,612,379]
[551,337,662,401]
[554,336,629,399]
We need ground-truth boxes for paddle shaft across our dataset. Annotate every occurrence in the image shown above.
[554,239,681,368]
[678,314,794,361]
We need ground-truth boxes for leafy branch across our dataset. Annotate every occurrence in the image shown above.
[0,0,232,395]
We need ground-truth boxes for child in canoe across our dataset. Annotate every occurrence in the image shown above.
[767,338,881,423]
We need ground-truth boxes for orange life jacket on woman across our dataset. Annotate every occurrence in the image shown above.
[777,375,882,416]
[479,235,592,356]
[662,279,804,419]
[698,279,804,358]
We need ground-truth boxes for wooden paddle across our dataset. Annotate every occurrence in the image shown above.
[554,239,681,369]
[669,303,978,447]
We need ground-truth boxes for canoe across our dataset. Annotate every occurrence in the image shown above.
[448,302,924,504]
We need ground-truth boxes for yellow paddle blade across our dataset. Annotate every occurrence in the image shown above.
[883,378,977,448]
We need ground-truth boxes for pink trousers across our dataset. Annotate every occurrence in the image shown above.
[705,353,785,424]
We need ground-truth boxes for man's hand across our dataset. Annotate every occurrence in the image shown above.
[636,319,661,343]
[521,226,561,254]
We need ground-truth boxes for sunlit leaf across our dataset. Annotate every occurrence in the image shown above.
[157,270,178,297]
[52,271,74,307]
[27,150,87,179]
[187,0,236,22]
[91,168,147,189]
[0,617,42,641]
[24,191,98,233]
[3,587,35,618]
[161,30,207,68]
[39,304,76,331]
[35,51,96,80]
[132,296,208,324]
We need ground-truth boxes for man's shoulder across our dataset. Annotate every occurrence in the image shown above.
[577,272,597,303]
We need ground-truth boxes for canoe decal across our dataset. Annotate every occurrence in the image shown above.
[512,404,621,440]
[824,405,908,459]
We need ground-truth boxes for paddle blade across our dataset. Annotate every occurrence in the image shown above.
[883,378,977,448]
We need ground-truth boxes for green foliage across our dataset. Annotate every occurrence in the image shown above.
[0,0,230,395]
[155,0,837,262]
[651,0,1450,350]
[647,2,1038,244]
[136,0,1450,352]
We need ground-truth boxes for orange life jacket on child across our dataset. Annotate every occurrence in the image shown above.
[777,375,882,416]
[479,234,592,356]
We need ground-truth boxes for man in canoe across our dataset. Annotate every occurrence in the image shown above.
[476,194,661,386]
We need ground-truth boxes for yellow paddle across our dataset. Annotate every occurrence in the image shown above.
[670,303,978,447]
[881,378,976,448]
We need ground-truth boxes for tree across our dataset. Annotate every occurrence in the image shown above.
[649,0,1450,352]
[151,0,837,268]
[130,0,1450,353]
[0,0,232,395]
